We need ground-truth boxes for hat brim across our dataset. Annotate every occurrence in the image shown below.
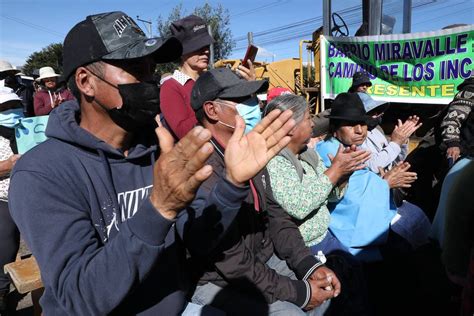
[36,74,60,82]
[102,36,182,63]
[219,80,269,100]
[351,80,372,88]
[182,32,215,55]
[366,102,390,114]
[326,114,369,123]
[0,68,20,75]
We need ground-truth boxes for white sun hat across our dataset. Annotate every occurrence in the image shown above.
[36,66,60,82]
[0,87,21,104]
[0,60,20,74]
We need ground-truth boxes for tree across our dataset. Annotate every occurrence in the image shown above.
[155,2,235,75]
[23,43,63,76]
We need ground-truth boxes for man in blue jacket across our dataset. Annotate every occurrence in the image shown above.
[8,12,295,315]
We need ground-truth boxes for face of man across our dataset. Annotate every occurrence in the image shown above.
[182,45,210,72]
[334,121,368,146]
[89,57,155,110]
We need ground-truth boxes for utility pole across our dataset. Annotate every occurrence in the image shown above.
[136,16,152,37]
[247,32,254,45]
[208,25,215,68]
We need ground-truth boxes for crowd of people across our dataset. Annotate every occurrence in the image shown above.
[0,10,472,316]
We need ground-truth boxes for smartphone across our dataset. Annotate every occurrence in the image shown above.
[242,44,258,68]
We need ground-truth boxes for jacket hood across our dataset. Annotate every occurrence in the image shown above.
[46,99,157,158]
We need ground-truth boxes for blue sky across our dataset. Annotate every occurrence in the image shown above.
[1,0,473,69]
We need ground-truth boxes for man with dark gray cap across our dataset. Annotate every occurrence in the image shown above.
[185,68,341,315]
[8,11,294,315]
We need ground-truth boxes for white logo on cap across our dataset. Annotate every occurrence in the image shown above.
[193,24,205,32]
[145,39,157,47]
[113,15,138,37]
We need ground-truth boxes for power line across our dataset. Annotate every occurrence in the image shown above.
[1,14,65,38]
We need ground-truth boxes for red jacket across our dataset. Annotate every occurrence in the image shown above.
[33,87,75,116]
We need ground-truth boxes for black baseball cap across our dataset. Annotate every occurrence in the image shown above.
[327,93,370,123]
[191,68,269,111]
[170,15,215,55]
[63,11,182,80]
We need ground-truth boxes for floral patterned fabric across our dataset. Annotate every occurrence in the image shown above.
[267,153,335,247]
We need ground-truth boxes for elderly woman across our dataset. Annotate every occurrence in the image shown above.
[33,66,74,116]
[316,93,431,262]
[265,94,371,315]
[265,94,370,256]
[0,87,22,311]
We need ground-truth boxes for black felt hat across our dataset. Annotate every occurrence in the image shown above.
[327,93,370,123]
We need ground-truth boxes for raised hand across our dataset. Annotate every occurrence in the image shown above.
[237,60,256,81]
[391,116,422,145]
[324,144,371,184]
[224,109,295,186]
[150,122,214,219]
[380,161,417,189]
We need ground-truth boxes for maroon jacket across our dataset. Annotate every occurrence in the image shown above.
[160,77,197,140]
[33,87,75,116]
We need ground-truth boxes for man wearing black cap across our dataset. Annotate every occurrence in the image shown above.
[185,68,341,315]
[348,71,372,93]
[160,15,255,140]
[8,12,295,315]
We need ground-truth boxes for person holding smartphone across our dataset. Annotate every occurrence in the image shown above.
[160,15,255,141]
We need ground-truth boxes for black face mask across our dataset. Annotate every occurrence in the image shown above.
[3,75,20,89]
[107,82,161,132]
[367,116,382,131]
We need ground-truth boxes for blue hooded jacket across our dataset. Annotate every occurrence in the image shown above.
[8,100,248,315]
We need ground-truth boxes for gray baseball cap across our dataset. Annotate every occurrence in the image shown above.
[63,11,182,80]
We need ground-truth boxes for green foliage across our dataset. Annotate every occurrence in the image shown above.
[23,43,63,76]
[155,2,235,76]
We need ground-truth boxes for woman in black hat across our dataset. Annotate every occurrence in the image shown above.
[160,15,255,141]
[316,93,431,262]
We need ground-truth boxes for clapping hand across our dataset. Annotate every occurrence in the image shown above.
[225,109,295,186]
[324,144,371,184]
[150,122,214,219]
[391,116,422,145]
[379,161,417,189]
